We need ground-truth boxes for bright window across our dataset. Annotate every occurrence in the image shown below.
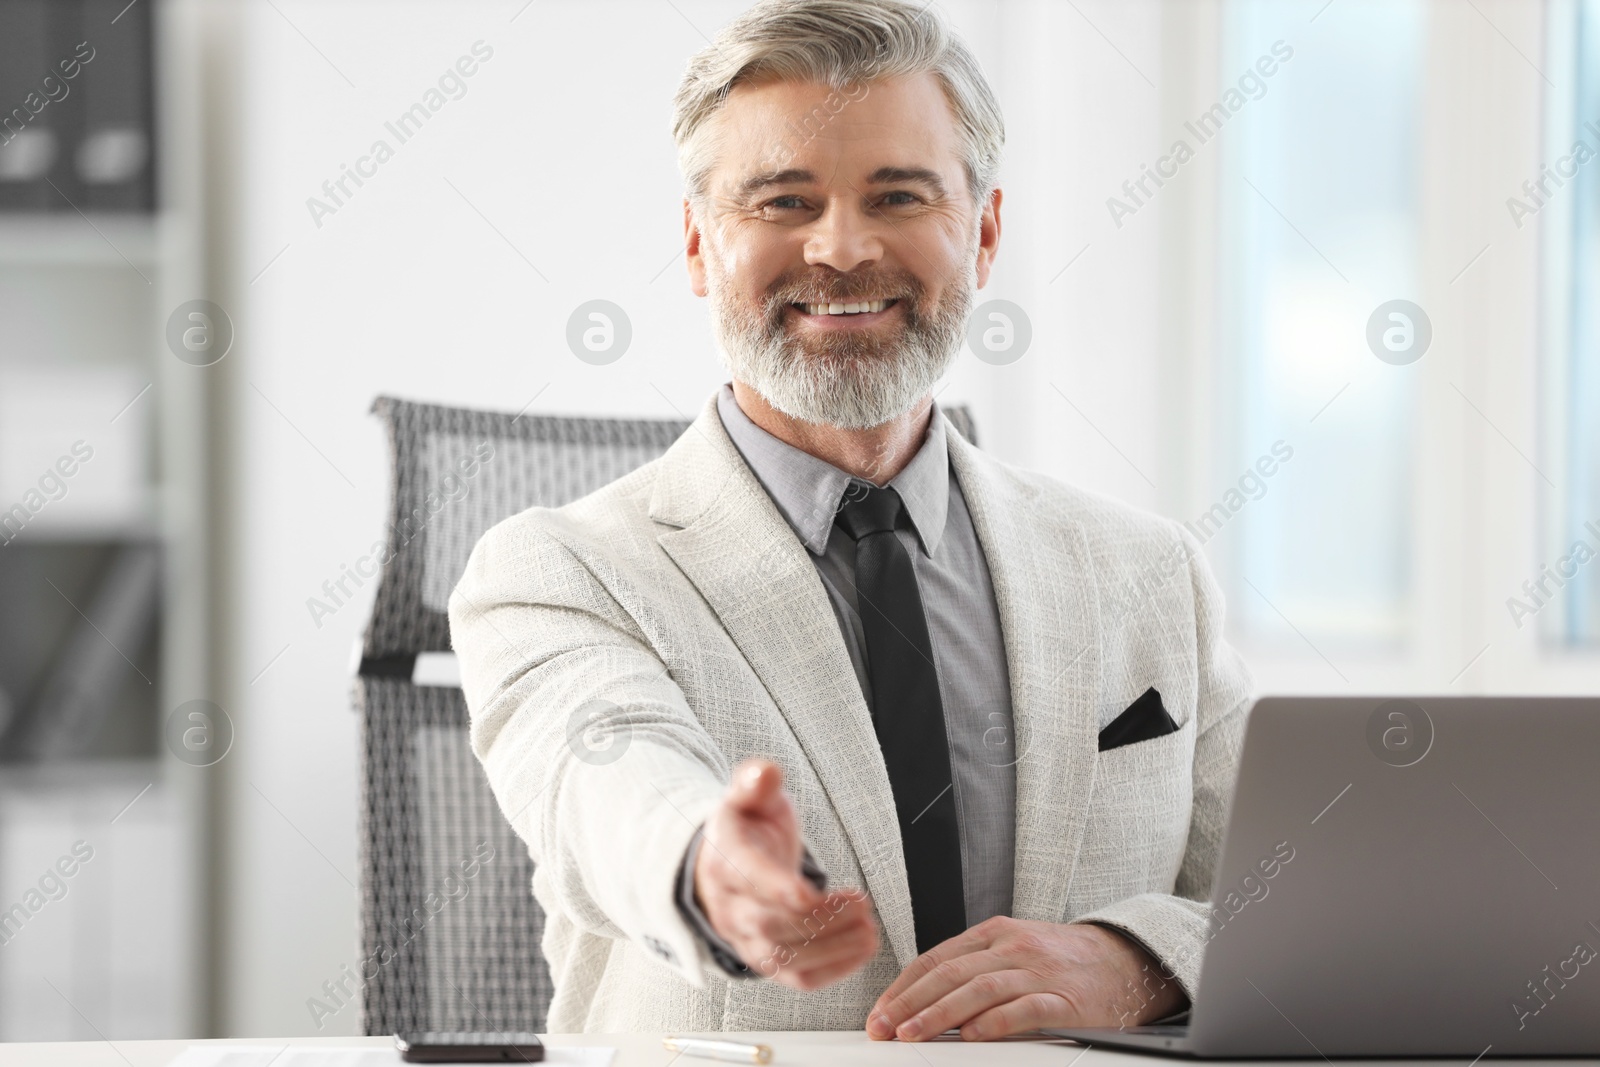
[1215,0,1426,652]
[1541,0,1600,646]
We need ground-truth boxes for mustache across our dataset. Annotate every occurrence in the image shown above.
[767,272,924,306]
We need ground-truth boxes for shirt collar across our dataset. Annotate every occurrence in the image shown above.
[715,383,950,558]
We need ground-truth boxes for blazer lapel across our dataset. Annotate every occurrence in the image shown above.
[650,397,921,968]
[945,422,1102,927]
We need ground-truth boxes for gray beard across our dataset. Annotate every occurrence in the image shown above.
[704,238,978,430]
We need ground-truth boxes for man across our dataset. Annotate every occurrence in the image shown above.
[450,0,1253,1040]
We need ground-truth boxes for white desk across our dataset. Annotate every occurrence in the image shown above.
[0,1031,1084,1066]
[3,1033,1592,1066]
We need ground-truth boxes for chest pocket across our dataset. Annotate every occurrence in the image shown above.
[1070,714,1196,914]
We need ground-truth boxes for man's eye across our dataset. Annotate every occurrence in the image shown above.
[882,191,920,206]
[765,195,807,210]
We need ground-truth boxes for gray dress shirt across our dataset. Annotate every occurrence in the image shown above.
[675,384,1017,974]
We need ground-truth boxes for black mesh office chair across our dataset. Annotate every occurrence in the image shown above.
[354,393,978,1036]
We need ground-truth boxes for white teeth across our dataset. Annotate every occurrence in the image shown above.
[799,299,893,315]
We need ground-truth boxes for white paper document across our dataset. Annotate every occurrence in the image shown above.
[163,1043,616,1067]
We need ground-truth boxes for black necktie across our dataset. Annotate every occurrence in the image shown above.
[834,482,966,954]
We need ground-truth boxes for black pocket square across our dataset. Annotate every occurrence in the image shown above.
[1098,687,1179,751]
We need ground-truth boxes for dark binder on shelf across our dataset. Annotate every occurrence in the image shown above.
[5,542,161,762]
[0,0,59,212]
[44,0,90,210]
[76,0,155,213]
[0,0,154,215]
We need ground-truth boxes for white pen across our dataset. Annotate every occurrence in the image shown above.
[662,1034,774,1064]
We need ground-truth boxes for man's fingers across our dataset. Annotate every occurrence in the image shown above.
[888,966,1039,1041]
[776,896,875,951]
[727,758,788,818]
[730,889,873,953]
[769,913,878,974]
[871,924,992,1017]
[962,991,1075,1041]
[703,758,818,912]
[767,891,876,950]
[782,942,879,990]
[767,917,881,990]
[701,829,820,912]
[725,891,878,981]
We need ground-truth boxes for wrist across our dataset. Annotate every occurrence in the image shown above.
[691,829,711,915]
[676,825,755,979]
[1085,922,1189,1025]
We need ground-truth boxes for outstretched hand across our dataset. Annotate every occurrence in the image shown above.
[694,758,880,989]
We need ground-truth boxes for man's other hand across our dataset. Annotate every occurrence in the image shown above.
[695,758,880,990]
[866,917,1188,1040]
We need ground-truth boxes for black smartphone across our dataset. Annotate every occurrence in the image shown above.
[394,1031,545,1062]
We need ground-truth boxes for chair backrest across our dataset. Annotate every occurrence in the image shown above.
[354,393,978,1036]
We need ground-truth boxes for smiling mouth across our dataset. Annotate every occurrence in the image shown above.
[791,298,900,317]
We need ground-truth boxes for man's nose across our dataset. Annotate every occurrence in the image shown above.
[802,198,887,275]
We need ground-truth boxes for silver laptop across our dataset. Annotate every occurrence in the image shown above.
[1047,696,1600,1057]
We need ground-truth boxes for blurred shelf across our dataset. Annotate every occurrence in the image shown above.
[0,0,207,1040]
[0,760,188,1041]
[0,757,165,793]
[2,517,162,544]
[0,214,160,267]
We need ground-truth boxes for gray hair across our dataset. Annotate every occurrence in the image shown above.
[670,0,1005,212]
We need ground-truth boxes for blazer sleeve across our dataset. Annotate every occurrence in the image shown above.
[448,513,730,989]
[1070,524,1255,1004]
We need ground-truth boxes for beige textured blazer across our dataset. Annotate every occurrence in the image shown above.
[449,392,1254,1033]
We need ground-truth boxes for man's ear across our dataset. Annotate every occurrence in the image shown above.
[974,187,1002,289]
[684,199,709,297]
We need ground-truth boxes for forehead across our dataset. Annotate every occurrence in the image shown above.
[709,71,963,188]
